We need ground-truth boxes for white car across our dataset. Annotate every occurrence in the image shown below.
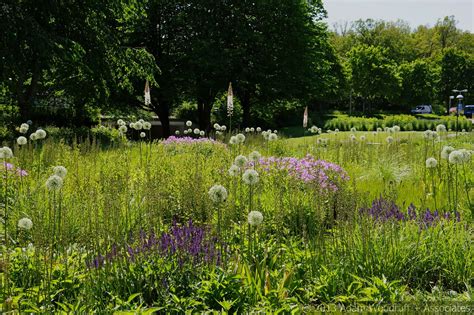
[411,105,432,114]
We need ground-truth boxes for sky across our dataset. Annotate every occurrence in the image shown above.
[323,0,474,32]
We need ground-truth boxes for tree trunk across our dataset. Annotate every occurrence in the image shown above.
[153,100,171,139]
[197,97,213,133]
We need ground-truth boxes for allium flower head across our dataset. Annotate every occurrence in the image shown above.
[441,146,455,159]
[228,164,239,176]
[186,120,192,127]
[335,129,339,133]
[175,130,180,135]
[242,169,259,185]
[183,130,189,135]
[268,133,278,141]
[140,132,146,138]
[310,126,318,133]
[360,135,366,141]
[386,136,394,144]
[213,123,220,130]
[273,130,278,134]
[245,127,250,133]
[425,157,437,168]
[187,128,192,134]
[117,119,125,126]
[248,211,263,226]
[18,218,33,230]
[250,127,255,132]
[208,185,228,203]
[449,150,464,164]
[20,123,29,130]
[393,125,400,132]
[143,122,152,130]
[199,131,205,136]
[350,134,356,142]
[36,129,47,139]
[19,126,28,134]
[0,147,13,159]
[262,131,269,140]
[256,127,262,132]
[130,122,135,129]
[376,127,382,132]
[119,125,128,133]
[139,119,145,124]
[350,127,357,132]
[436,124,446,133]
[17,136,27,145]
[423,130,437,140]
[249,151,261,162]
[53,166,67,178]
[134,121,143,130]
[236,133,245,143]
[229,136,238,145]
[458,149,471,162]
[234,155,248,168]
[30,133,38,141]
[46,175,64,191]
[193,128,200,135]
[221,125,227,131]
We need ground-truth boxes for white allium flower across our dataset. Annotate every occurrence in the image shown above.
[208,185,228,203]
[134,121,143,130]
[229,136,238,145]
[186,120,192,127]
[46,175,64,191]
[248,151,261,162]
[187,128,192,134]
[199,131,205,136]
[273,130,278,134]
[129,122,135,129]
[119,125,128,133]
[117,119,125,126]
[360,135,366,141]
[423,130,437,140]
[245,127,250,133]
[310,126,318,133]
[20,123,29,130]
[17,136,27,145]
[184,130,189,135]
[139,119,145,124]
[350,127,357,132]
[335,129,339,133]
[19,126,28,134]
[268,133,278,141]
[350,134,356,142]
[393,125,400,132]
[53,166,67,178]
[36,129,47,139]
[449,150,464,164]
[327,130,333,134]
[388,127,395,134]
[250,127,255,132]
[236,133,245,143]
[376,127,382,132]
[213,123,220,130]
[262,131,269,140]
[441,146,455,159]
[426,157,438,168]
[228,164,240,177]
[175,130,180,135]
[18,218,33,230]
[386,136,394,144]
[242,169,259,185]
[234,155,248,168]
[436,124,446,133]
[458,149,471,162]
[221,125,227,131]
[193,128,200,135]
[216,131,222,135]
[26,120,33,125]
[140,132,146,138]
[143,122,152,130]
[256,127,262,132]
[30,133,38,141]
[0,146,13,159]
[248,211,263,226]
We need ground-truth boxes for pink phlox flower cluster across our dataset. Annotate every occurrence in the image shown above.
[3,162,28,177]
[161,136,218,145]
[254,155,348,191]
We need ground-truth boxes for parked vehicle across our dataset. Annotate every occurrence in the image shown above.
[464,105,474,118]
[411,105,432,114]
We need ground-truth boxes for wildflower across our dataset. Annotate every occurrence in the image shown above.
[423,130,437,140]
[119,125,128,133]
[386,136,394,144]
[273,130,278,134]
[221,125,227,131]
[36,129,47,139]
[143,122,152,130]
[248,211,263,226]
[213,123,220,130]
[0,147,13,159]
[228,164,240,176]
[234,155,248,168]
[134,121,143,130]
[187,128,192,134]
[20,123,29,130]
[268,133,278,141]
[208,185,228,203]
[360,135,366,141]
[376,127,382,132]
[193,128,200,135]
[140,132,146,138]
[458,149,471,162]
[249,151,261,162]
[242,169,259,185]
[350,127,357,132]
[310,126,318,133]
[262,131,269,140]
[30,133,38,141]
[250,127,255,132]
[26,120,33,125]
[350,134,356,142]
[175,130,180,135]
[53,166,67,178]
[130,122,135,129]
[441,146,455,159]
[393,125,400,132]
[18,218,33,230]
[245,127,250,133]
[46,175,64,191]
[436,124,446,133]
[425,157,437,168]
[139,119,145,124]
[449,150,464,164]
[117,119,125,126]
[183,130,189,135]
[17,136,27,145]
[388,127,395,134]
[229,136,238,145]
[186,120,192,127]
[216,131,222,136]
[236,133,245,143]
[335,129,339,133]
[19,126,28,134]
[256,127,262,132]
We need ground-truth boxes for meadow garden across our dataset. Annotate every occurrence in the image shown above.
[0,120,473,313]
